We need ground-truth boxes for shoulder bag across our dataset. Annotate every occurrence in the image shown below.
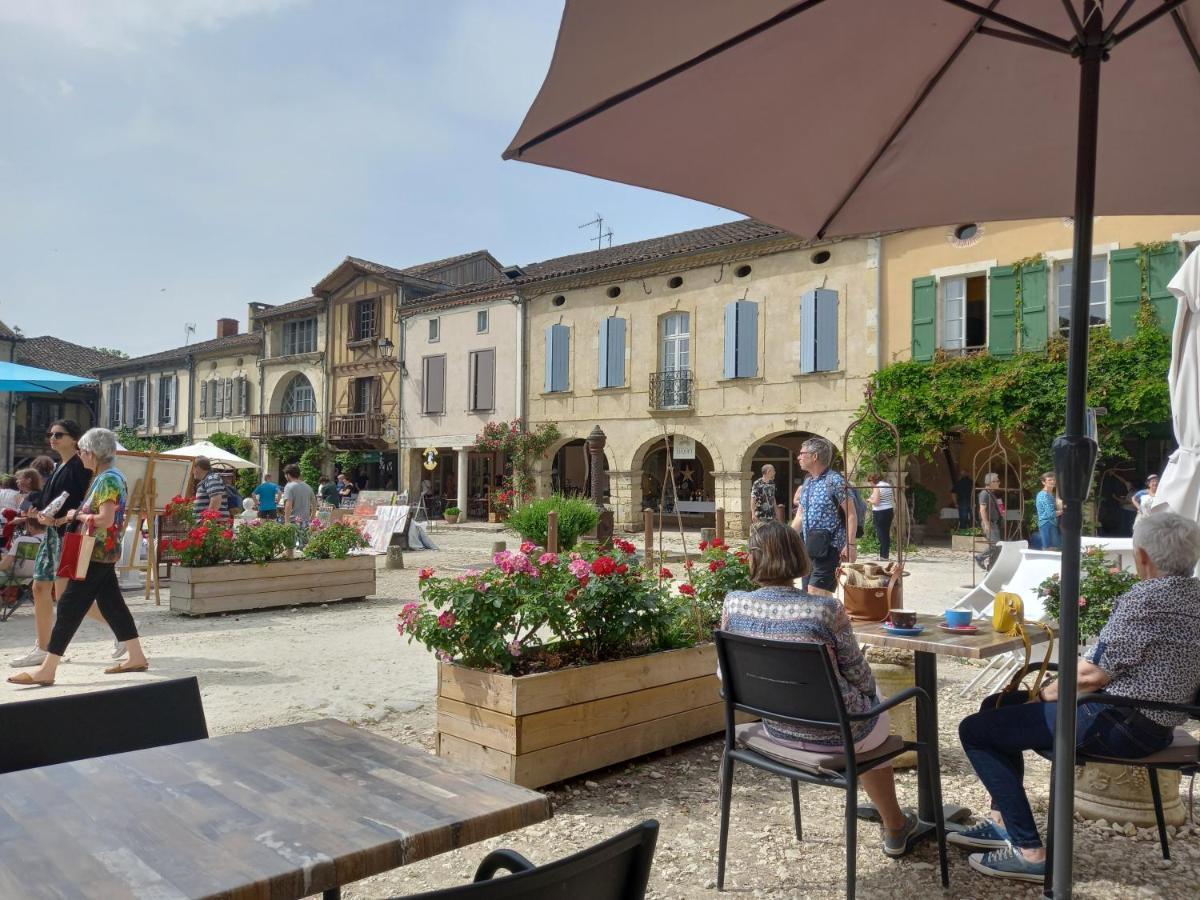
[56,517,95,581]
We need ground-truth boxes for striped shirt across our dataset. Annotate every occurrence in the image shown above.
[872,481,895,511]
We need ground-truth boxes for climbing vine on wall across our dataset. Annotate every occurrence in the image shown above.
[1011,253,1044,352]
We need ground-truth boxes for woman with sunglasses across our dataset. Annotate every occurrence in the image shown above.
[8,420,108,669]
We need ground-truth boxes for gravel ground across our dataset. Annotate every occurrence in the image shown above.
[2,527,1196,898]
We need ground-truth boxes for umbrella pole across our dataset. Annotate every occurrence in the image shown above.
[1047,8,1103,898]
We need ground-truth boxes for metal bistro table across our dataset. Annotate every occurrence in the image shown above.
[853,613,1056,832]
[0,719,551,900]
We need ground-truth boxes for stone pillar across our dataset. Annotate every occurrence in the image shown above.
[608,470,636,530]
[713,470,752,538]
[587,425,614,547]
[455,447,469,511]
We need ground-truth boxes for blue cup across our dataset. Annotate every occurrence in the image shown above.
[944,609,972,628]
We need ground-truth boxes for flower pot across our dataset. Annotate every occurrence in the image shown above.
[488,512,499,523]
[951,533,981,552]
[1075,763,1185,828]
[437,644,745,788]
[169,556,376,616]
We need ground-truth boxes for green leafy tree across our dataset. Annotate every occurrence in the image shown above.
[207,432,258,496]
[299,445,325,490]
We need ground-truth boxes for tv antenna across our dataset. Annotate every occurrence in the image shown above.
[184,323,196,346]
[579,213,613,250]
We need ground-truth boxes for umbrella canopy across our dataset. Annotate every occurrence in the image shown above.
[0,361,97,393]
[161,441,258,470]
[1154,246,1200,520]
[505,3,1200,896]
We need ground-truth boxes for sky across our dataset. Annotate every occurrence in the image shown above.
[0,0,738,358]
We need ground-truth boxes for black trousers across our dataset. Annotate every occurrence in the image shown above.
[873,508,894,560]
[48,563,138,657]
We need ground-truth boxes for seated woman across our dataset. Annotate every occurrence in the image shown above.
[953,511,1200,883]
[720,520,919,857]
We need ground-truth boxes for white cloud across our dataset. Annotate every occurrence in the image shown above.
[0,0,305,51]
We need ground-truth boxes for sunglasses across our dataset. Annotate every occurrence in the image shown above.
[47,432,69,439]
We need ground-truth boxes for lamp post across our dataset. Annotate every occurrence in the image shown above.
[378,337,399,496]
[586,424,613,547]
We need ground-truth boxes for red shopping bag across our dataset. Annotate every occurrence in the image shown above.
[56,520,95,581]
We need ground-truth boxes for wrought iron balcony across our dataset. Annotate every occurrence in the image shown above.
[250,412,320,438]
[649,369,693,410]
[329,413,386,442]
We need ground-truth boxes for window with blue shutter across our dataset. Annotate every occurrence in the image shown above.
[800,289,839,373]
[545,324,570,392]
[597,317,626,388]
[722,300,759,378]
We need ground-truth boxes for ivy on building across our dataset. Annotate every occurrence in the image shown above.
[114,428,186,453]
[471,420,561,498]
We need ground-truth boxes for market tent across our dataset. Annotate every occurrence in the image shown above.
[162,440,258,470]
[0,361,96,393]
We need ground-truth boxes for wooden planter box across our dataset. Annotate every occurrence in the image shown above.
[169,555,376,616]
[437,644,737,788]
[951,533,983,552]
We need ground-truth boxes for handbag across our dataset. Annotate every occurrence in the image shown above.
[804,527,832,559]
[56,519,95,582]
[837,562,902,623]
[982,590,1056,706]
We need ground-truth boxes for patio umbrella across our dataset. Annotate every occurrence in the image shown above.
[503,3,1200,896]
[162,440,258,470]
[0,361,96,393]
[1154,246,1200,521]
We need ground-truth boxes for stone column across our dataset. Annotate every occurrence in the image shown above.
[587,425,613,547]
[607,470,636,530]
[455,447,469,511]
[713,470,753,538]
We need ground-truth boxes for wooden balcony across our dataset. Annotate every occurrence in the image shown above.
[250,412,320,438]
[328,413,386,447]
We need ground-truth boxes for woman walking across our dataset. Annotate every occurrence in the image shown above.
[867,472,896,561]
[8,428,148,686]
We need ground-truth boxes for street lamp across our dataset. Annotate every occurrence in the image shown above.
[378,336,394,358]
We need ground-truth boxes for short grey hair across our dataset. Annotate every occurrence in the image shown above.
[1133,512,1200,576]
[985,472,1000,486]
[78,428,119,464]
[761,464,775,477]
[801,437,833,467]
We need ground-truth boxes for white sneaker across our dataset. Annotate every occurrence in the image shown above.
[111,640,127,659]
[10,646,47,668]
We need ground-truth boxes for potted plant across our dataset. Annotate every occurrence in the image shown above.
[169,518,374,616]
[444,505,462,524]
[1038,549,1186,828]
[950,525,982,553]
[399,537,749,787]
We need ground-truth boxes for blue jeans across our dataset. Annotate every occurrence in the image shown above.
[1039,522,1061,550]
[958,699,1173,849]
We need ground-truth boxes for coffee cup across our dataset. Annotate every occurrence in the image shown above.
[944,609,972,628]
[889,609,918,629]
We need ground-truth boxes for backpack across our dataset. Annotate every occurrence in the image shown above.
[848,486,867,538]
[225,484,243,512]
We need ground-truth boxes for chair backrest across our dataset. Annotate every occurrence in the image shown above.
[714,630,849,733]
[402,820,659,899]
[0,676,208,774]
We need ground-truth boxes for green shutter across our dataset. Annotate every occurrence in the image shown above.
[1109,247,1142,340]
[988,265,1017,358]
[1147,243,1181,334]
[911,276,936,362]
[1018,259,1048,352]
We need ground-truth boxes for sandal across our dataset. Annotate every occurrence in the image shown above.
[103,662,149,675]
[7,672,54,687]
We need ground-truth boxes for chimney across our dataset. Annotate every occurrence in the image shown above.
[247,303,271,333]
[216,318,239,339]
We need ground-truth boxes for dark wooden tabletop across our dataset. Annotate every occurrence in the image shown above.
[0,718,551,900]
[853,613,1057,660]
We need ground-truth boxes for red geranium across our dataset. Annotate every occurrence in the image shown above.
[679,583,696,596]
[698,540,708,551]
[709,559,726,573]
[659,567,673,578]
[614,538,636,554]
[590,556,617,577]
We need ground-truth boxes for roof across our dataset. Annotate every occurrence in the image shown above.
[313,249,507,295]
[16,336,122,379]
[93,332,261,373]
[253,296,324,321]
[0,321,18,340]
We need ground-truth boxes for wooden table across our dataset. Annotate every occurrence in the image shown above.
[853,614,1056,832]
[0,719,551,900]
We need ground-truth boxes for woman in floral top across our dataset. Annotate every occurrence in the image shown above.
[720,521,918,857]
[8,428,148,687]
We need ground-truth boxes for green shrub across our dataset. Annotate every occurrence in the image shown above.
[910,484,938,523]
[444,506,461,517]
[507,495,600,550]
[232,520,298,564]
[302,521,369,559]
[299,444,325,490]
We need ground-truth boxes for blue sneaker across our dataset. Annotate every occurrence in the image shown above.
[946,818,1010,849]
[968,845,1046,883]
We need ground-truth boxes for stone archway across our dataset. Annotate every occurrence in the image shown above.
[741,430,831,522]
[630,430,722,531]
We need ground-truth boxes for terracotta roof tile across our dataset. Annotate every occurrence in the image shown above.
[252,296,323,320]
[16,337,121,379]
[94,332,261,373]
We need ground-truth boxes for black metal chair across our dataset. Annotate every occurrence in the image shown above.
[0,676,208,774]
[397,820,658,899]
[714,630,948,900]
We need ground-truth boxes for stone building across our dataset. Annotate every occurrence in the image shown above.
[189,319,263,445]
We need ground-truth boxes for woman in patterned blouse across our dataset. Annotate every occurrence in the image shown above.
[721,521,919,857]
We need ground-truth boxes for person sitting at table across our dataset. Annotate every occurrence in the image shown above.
[952,511,1200,884]
[720,520,920,858]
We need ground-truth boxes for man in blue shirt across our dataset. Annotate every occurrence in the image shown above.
[252,475,281,520]
[790,437,856,595]
[1034,471,1061,550]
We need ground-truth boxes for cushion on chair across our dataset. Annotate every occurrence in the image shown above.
[1080,728,1199,767]
[734,722,905,775]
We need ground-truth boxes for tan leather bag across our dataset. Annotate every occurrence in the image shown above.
[837,562,902,623]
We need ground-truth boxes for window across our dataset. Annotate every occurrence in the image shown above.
[422,355,446,414]
[428,317,440,342]
[544,324,570,393]
[722,300,759,378]
[1055,255,1108,331]
[352,299,378,341]
[235,375,250,416]
[224,378,234,417]
[470,349,495,411]
[597,317,626,388]
[476,310,488,334]
[353,377,379,414]
[282,318,317,356]
[29,400,64,440]
[660,313,690,373]
[281,374,317,434]
[132,380,147,425]
[940,274,987,350]
[106,382,123,428]
[658,313,690,409]
[158,374,175,425]
[799,289,839,373]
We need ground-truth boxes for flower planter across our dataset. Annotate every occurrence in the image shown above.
[950,534,982,552]
[169,555,376,616]
[436,643,739,788]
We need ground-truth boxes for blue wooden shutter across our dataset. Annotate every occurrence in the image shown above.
[988,265,1017,358]
[911,277,937,362]
[736,301,758,377]
[544,325,555,392]
[814,289,838,372]
[546,324,569,392]
[1148,243,1181,333]
[1109,248,1141,340]
[723,302,739,378]
[199,380,208,417]
[597,318,610,387]
[1019,260,1049,352]
[598,317,625,387]
[799,290,817,373]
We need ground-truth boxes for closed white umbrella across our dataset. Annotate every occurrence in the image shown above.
[1153,246,1200,521]
[161,440,258,471]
